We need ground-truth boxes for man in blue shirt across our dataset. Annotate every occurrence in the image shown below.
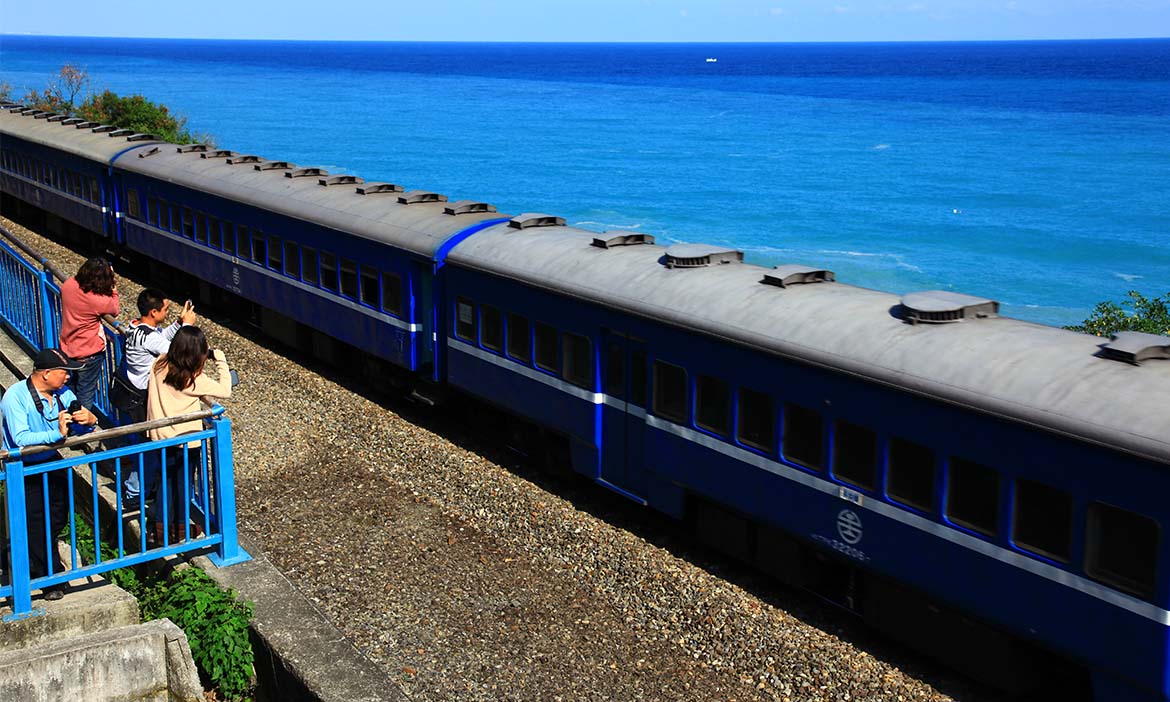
[2,348,97,600]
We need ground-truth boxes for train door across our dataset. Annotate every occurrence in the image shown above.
[600,330,648,502]
[412,261,434,378]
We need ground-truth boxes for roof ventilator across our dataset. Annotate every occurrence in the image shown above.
[125,133,154,142]
[107,129,135,137]
[398,190,447,205]
[663,244,744,269]
[508,213,566,229]
[21,109,45,117]
[227,155,264,165]
[47,114,69,123]
[74,121,99,129]
[61,118,85,125]
[319,175,364,187]
[1099,332,1170,365]
[1,104,23,111]
[91,125,117,134]
[200,150,235,159]
[254,161,295,171]
[33,112,56,120]
[177,144,209,153]
[762,264,835,288]
[900,290,999,324]
[286,167,327,178]
[137,147,162,159]
[592,231,655,248]
[355,183,404,195]
[444,200,497,215]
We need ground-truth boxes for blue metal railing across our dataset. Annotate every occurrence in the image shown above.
[0,231,247,619]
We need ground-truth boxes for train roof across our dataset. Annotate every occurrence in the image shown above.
[115,142,508,258]
[0,106,162,162]
[448,223,1170,464]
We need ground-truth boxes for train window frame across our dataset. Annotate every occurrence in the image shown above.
[886,438,936,513]
[301,247,320,286]
[736,387,775,453]
[695,374,731,438]
[126,189,141,220]
[250,232,267,264]
[283,241,300,278]
[533,322,558,374]
[169,204,182,234]
[267,235,283,271]
[319,252,339,293]
[208,218,223,250]
[148,197,161,229]
[88,177,100,204]
[222,223,238,257]
[381,272,402,316]
[562,332,592,389]
[480,305,503,353]
[945,457,1000,538]
[1012,478,1073,563]
[359,265,380,308]
[652,360,688,424]
[455,297,476,342]
[194,212,208,245]
[72,172,83,198]
[506,314,531,363]
[832,420,879,492]
[1085,502,1160,599]
[782,404,824,471]
[339,259,358,299]
[181,207,195,239]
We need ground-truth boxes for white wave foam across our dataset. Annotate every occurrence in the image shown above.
[1114,272,1143,282]
[575,221,645,231]
[871,143,891,151]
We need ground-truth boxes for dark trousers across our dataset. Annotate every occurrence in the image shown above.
[24,468,69,580]
[68,353,105,412]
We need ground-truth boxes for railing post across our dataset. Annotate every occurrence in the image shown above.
[3,456,41,620]
[36,266,56,349]
[207,415,249,567]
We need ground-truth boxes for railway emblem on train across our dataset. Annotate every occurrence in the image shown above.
[837,509,863,545]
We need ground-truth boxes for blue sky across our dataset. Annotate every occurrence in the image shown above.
[2,0,1168,42]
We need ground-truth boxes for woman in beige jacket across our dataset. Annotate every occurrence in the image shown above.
[145,325,231,542]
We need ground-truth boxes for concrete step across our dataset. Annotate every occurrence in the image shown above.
[0,324,32,392]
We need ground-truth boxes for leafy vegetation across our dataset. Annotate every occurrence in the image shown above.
[4,64,207,145]
[1064,291,1170,337]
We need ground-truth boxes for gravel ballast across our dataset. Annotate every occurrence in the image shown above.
[2,215,989,701]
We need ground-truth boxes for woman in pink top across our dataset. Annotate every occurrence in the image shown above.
[145,326,232,543]
[59,257,119,411]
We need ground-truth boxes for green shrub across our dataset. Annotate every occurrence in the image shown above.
[140,567,255,700]
[1065,291,1170,337]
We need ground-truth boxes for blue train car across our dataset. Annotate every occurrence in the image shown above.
[0,105,159,239]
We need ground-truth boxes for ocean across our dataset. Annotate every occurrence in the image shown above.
[2,36,1168,327]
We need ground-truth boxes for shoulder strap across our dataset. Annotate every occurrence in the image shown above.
[25,377,62,416]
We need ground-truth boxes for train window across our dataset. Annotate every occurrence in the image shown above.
[534,322,558,373]
[89,177,100,204]
[695,375,730,437]
[208,218,222,250]
[563,333,592,389]
[250,233,266,263]
[1013,479,1072,562]
[222,223,238,256]
[630,350,647,407]
[195,213,208,244]
[455,297,476,341]
[652,361,687,423]
[507,314,530,362]
[73,172,83,197]
[887,438,936,512]
[181,208,195,238]
[359,266,379,307]
[833,421,878,491]
[783,404,824,471]
[605,343,624,399]
[283,241,300,278]
[946,458,1000,537]
[267,236,283,270]
[381,272,402,316]
[339,259,358,299]
[480,305,502,352]
[1086,503,1159,599]
[170,204,182,233]
[319,252,338,292]
[148,198,160,228]
[126,189,141,220]
[302,248,319,286]
[737,388,774,452]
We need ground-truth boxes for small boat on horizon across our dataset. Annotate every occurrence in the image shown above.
[705,57,718,63]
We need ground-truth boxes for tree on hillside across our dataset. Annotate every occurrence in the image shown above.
[13,64,208,145]
[1064,291,1170,337]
